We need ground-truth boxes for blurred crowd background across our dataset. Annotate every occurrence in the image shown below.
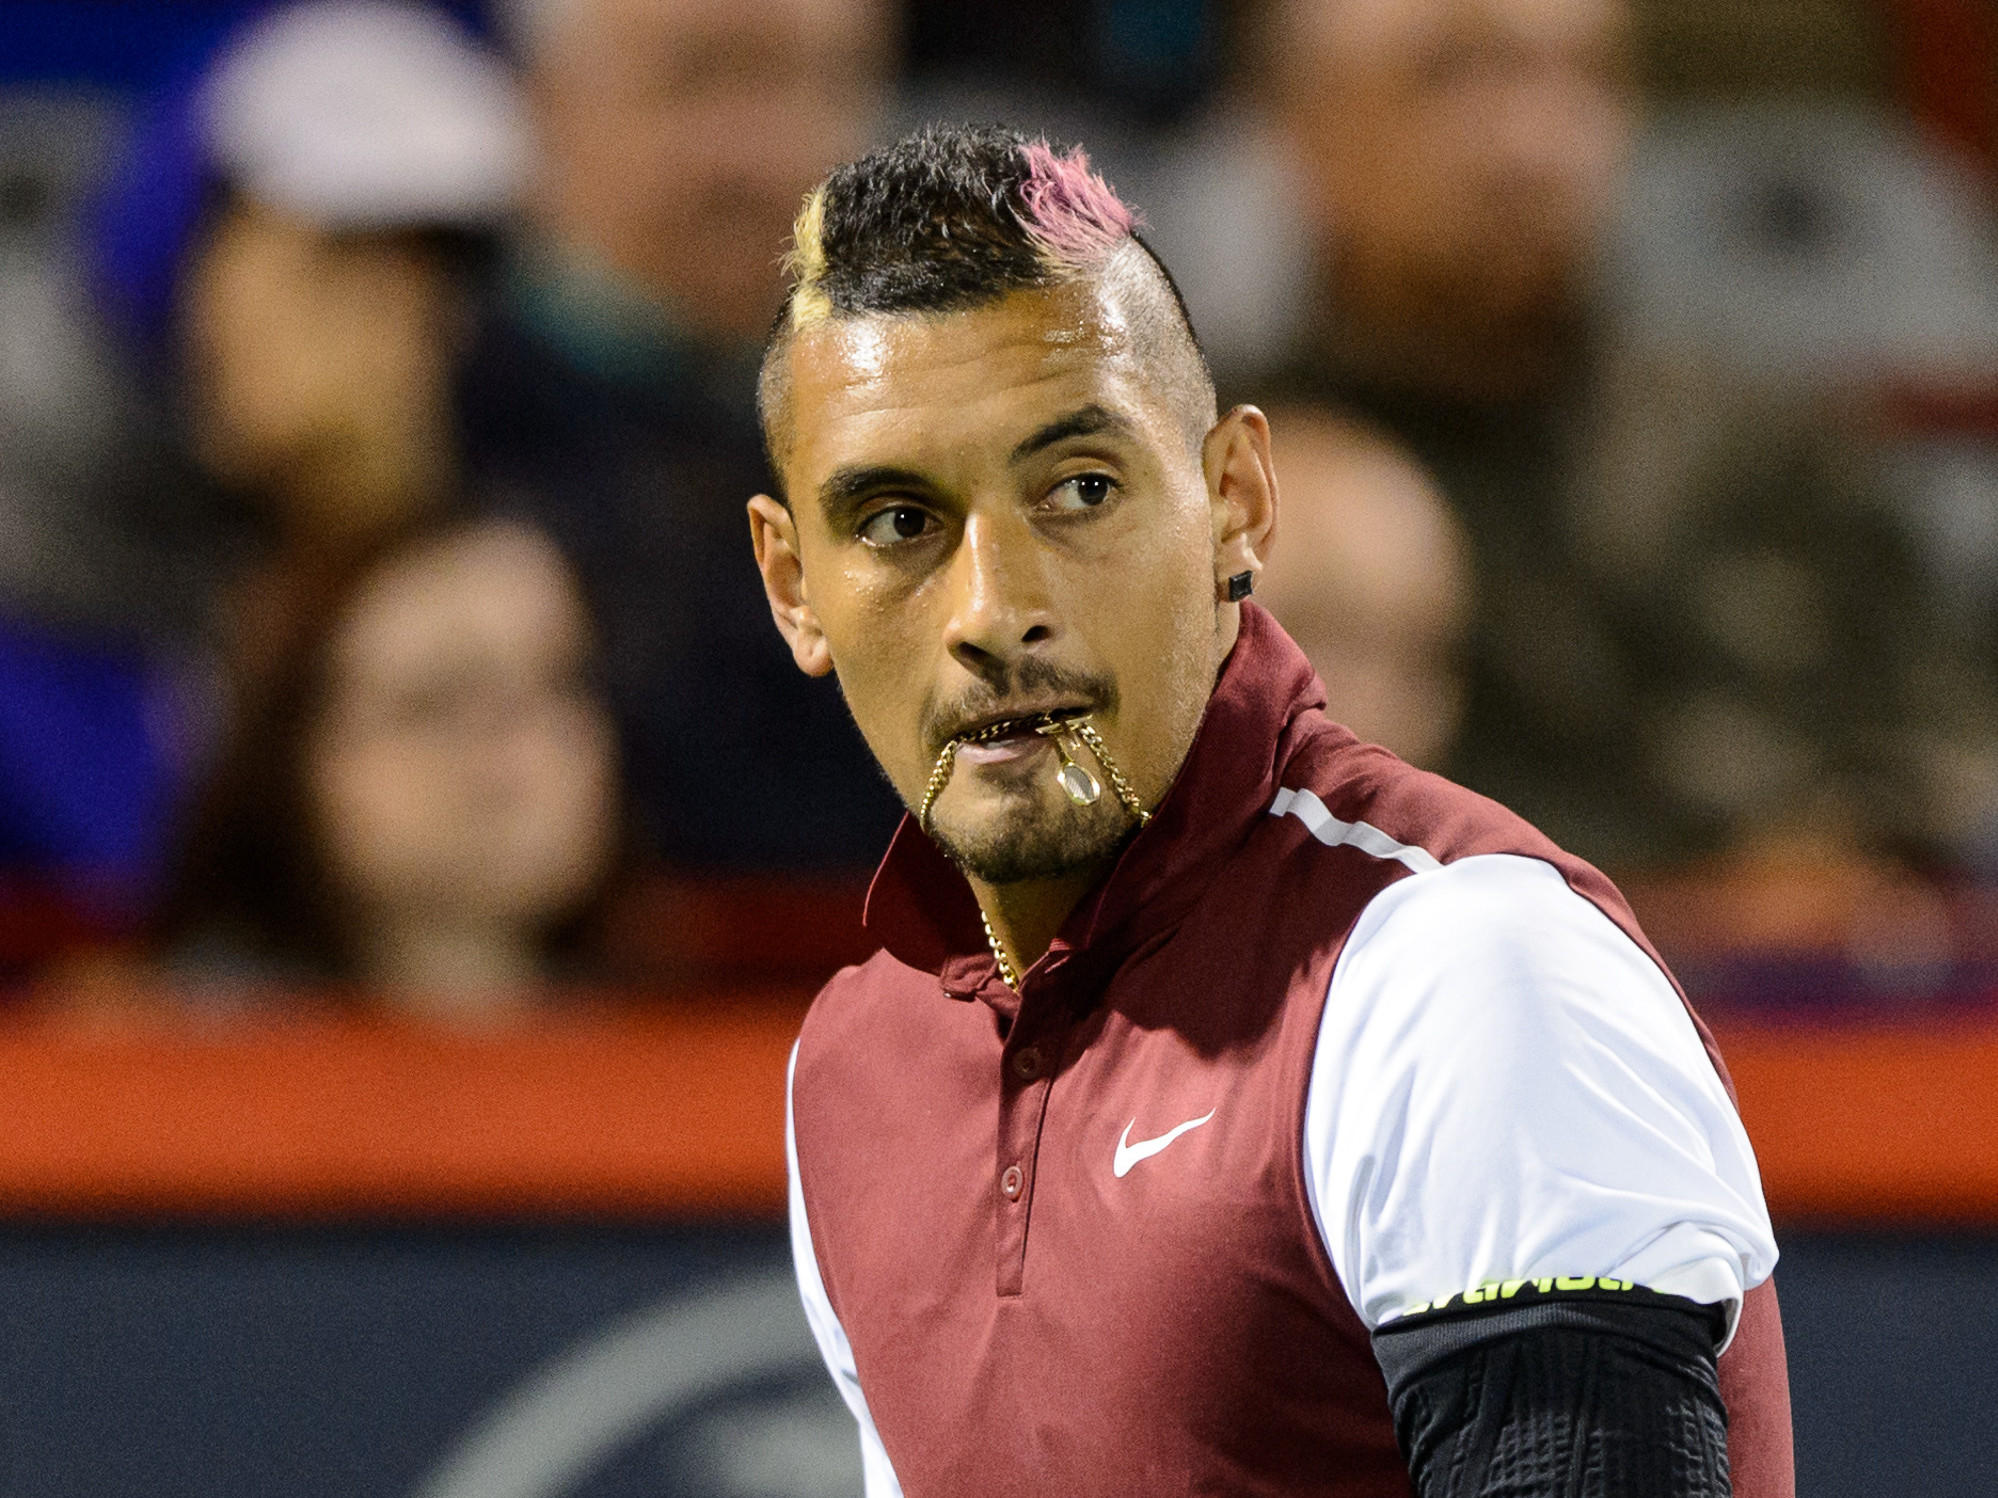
[2,0,1996,1014]
[3,6,1997,1495]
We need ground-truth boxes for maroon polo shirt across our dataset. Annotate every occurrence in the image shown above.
[790,603,1793,1496]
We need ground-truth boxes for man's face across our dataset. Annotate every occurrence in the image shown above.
[311,522,619,937]
[1279,0,1633,344]
[180,198,458,538]
[756,282,1241,884]
[534,0,890,346]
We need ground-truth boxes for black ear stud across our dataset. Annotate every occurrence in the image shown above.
[1225,571,1254,602]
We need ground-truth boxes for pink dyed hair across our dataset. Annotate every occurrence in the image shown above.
[1017,141,1143,271]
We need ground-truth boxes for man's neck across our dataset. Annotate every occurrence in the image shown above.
[969,865,1110,986]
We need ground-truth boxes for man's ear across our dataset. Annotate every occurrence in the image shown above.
[748,494,834,677]
[1202,404,1278,595]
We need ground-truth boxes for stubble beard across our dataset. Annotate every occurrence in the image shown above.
[927,770,1137,885]
[909,657,1137,884]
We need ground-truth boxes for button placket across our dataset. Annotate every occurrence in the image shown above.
[994,1005,1068,1298]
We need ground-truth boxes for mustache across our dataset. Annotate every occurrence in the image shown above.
[920,659,1120,755]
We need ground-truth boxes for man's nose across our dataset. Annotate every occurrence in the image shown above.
[941,510,1058,686]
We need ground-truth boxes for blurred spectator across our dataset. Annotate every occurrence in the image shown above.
[1256,408,1471,769]
[0,1,525,939]
[1250,0,1998,875]
[156,514,621,1012]
[1603,100,1998,674]
[1574,366,1998,868]
[0,90,140,640]
[461,0,903,870]
[0,91,210,935]
[1248,0,1653,863]
[93,0,526,555]
[1258,0,1634,408]
[498,0,894,351]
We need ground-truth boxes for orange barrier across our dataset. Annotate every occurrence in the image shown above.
[0,1000,1993,1224]
[0,1000,806,1219]
[1719,1015,1998,1223]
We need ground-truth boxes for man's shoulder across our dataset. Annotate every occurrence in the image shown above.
[1282,715,1727,1098]
[802,945,917,1017]
[1270,716,1668,980]
[1274,714,1571,873]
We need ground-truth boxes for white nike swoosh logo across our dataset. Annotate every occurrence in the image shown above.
[1113,1109,1217,1178]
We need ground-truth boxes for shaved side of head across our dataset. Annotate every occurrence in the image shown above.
[758,124,1216,490]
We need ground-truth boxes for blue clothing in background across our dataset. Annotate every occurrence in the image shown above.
[0,615,186,897]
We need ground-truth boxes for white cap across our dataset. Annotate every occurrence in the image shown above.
[202,0,528,231]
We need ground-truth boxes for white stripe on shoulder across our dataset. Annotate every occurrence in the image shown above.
[1270,787,1442,874]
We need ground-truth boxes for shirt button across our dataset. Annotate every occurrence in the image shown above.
[1011,1046,1043,1081]
[1000,1164,1024,1199]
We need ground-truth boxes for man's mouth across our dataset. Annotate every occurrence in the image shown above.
[942,705,1093,761]
[955,725,1053,766]
[917,701,1150,831]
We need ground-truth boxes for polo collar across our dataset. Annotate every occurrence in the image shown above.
[861,603,1327,1001]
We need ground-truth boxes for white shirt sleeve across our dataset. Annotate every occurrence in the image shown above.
[787,1044,904,1497]
[1303,854,1778,1349]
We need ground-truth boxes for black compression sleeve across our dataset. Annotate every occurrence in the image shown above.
[1373,1291,1732,1498]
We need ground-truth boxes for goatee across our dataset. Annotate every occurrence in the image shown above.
[929,786,1135,885]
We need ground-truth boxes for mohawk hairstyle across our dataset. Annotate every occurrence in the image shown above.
[760,124,1215,473]
[784,126,1145,325]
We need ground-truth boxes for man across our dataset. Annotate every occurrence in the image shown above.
[750,126,1790,1496]
[1251,0,1998,885]
[1252,408,1473,771]
[4,0,524,914]
[461,0,903,870]
[1260,0,1635,407]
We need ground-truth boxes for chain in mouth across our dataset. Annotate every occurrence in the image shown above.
[917,709,1152,833]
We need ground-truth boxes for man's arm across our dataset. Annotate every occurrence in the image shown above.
[1374,1287,1730,1497]
[1303,854,1785,1495]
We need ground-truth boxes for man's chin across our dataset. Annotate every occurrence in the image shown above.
[928,789,1133,886]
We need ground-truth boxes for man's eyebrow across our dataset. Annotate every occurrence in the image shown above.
[816,464,934,525]
[1009,404,1137,463]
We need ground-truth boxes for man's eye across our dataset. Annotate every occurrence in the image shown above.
[1050,473,1116,512]
[858,505,936,546]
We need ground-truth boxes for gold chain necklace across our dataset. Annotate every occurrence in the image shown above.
[918,711,1153,833]
[1061,717,1150,824]
[979,907,1021,991]
[925,710,1153,995]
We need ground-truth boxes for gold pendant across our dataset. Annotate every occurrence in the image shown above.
[1038,721,1103,807]
[919,709,1152,833]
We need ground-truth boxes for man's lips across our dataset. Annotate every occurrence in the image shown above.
[937,704,1093,767]
[940,704,1091,748]
[955,728,1051,765]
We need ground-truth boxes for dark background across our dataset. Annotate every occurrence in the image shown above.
[0,1222,1987,1496]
